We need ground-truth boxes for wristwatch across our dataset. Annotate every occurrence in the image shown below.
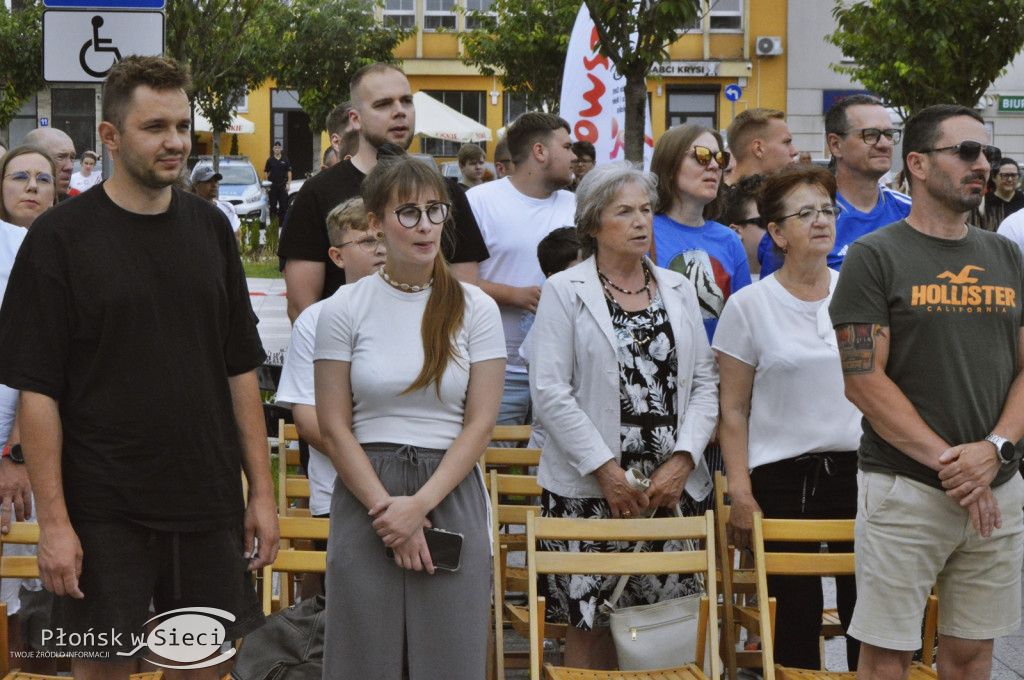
[985,433,1016,465]
[1,443,24,464]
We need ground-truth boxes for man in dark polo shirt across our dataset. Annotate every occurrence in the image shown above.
[277,62,488,322]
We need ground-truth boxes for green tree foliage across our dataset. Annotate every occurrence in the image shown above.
[274,0,414,163]
[167,0,286,166]
[458,0,579,113]
[0,0,43,134]
[584,0,701,162]
[829,0,1024,119]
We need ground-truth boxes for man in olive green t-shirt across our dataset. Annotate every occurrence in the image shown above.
[830,105,1024,680]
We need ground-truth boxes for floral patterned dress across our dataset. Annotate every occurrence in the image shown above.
[539,290,703,630]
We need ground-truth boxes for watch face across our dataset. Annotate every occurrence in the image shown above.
[1000,441,1016,464]
[8,443,24,464]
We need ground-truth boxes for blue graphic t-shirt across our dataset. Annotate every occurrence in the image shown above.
[652,214,752,342]
[759,185,912,276]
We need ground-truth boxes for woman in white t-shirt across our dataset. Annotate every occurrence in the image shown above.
[714,165,863,671]
[68,150,102,195]
[313,151,505,680]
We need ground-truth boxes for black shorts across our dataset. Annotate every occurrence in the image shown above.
[49,520,265,658]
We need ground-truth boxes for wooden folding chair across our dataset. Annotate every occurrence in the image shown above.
[277,419,311,517]
[750,514,938,680]
[527,512,720,680]
[487,471,566,677]
[714,472,766,680]
[261,516,330,615]
[480,446,542,472]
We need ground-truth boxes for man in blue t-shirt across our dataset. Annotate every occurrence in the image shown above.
[760,95,911,276]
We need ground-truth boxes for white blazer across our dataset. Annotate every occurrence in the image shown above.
[530,255,717,500]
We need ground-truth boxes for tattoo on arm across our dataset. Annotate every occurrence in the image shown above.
[836,323,884,374]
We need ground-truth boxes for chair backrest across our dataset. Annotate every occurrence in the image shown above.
[490,424,532,445]
[0,522,40,579]
[752,513,855,680]
[527,512,720,679]
[262,516,330,614]
[278,419,311,517]
[480,446,542,470]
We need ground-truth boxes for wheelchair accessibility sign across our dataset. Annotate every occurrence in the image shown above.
[43,10,164,83]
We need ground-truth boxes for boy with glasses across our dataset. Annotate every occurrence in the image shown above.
[570,140,595,191]
[277,197,385,528]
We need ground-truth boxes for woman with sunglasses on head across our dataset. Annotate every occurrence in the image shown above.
[715,164,863,670]
[313,151,505,680]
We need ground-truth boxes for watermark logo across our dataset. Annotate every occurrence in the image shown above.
[118,606,236,670]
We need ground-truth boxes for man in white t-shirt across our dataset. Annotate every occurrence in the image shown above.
[275,197,385,518]
[467,112,577,427]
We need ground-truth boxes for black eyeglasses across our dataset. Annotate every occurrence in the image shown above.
[998,172,1020,180]
[919,141,1001,165]
[778,205,842,224]
[335,233,385,252]
[841,127,902,145]
[692,146,730,168]
[733,217,763,228]
[394,202,450,228]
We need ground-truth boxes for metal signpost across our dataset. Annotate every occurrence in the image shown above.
[725,84,742,123]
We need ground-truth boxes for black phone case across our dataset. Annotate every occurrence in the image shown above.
[385,527,464,571]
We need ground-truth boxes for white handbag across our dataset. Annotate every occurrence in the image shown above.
[601,493,710,673]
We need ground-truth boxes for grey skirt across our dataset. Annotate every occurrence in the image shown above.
[322,442,490,680]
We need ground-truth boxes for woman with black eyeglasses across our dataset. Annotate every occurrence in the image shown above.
[314,152,505,680]
[716,164,863,670]
[650,124,752,344]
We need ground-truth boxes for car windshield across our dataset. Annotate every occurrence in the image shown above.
[207,165,257,185]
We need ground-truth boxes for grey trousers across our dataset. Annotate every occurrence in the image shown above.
[323,443,490,680]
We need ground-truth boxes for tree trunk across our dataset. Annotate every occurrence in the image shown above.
[311,136,322,176]
[623,69,648,164]
[212,133,221,172]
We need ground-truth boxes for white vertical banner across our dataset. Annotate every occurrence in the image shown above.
[558,2,654,169]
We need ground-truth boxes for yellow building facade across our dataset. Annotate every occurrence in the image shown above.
[225,0,789,176]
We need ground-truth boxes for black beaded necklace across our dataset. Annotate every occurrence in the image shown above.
[597,259,652,304]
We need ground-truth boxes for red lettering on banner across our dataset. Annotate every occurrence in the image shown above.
[579,74,605,116]
[575,120,598,143]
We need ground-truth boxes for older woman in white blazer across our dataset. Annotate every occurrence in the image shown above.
[530,161,718,670]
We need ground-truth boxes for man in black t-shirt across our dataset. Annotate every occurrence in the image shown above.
[264,140,292,223]
[0,56,278,678]
[277,62,488,322]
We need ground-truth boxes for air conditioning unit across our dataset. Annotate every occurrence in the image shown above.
[755,36,783,56]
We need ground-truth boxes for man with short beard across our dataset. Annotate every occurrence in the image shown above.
[278,63,488,322]
[466,112,577,429]
[830,104,1024,680]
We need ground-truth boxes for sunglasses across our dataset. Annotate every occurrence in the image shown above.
[692,146,730,168]
[919,141,1001,165]
[3,170,55,186]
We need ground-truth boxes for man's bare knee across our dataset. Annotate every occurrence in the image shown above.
[937,635,993,680]
[857,642,914,680]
